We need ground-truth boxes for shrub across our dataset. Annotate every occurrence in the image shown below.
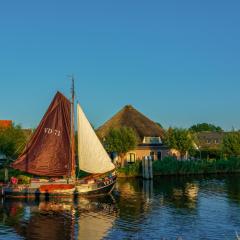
[117,162,142,177]
[17,175,31,184]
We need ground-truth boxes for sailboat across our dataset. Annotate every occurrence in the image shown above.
[3,81,116,198]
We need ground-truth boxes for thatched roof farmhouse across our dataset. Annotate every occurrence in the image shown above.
[97,105,170,164]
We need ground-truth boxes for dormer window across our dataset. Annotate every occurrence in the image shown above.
[143,137,162,144]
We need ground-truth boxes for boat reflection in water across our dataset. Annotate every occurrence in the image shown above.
[0,195,117,240]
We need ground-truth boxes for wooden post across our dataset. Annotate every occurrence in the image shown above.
[149,157,153,179]
[4,167,8,183]
[142,158,145,179]
[142,156,153,180]
[143,178,153,202]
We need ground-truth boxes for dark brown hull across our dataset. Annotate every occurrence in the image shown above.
[76,180,116,197]
[2,178,116,199]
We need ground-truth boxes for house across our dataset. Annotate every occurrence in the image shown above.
[0,120,12,128]
[196,132,225,149]
[97,105,171,164]
[193,131,226,159]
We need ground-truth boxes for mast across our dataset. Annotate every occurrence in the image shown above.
[70,76,76,179]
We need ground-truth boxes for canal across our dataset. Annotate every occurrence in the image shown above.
[0,175,240,240]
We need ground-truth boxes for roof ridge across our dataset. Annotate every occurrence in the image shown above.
[97,105,164,140]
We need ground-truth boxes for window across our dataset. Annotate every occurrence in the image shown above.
[150,151,155,161]
[143,137,162,144]
[127,153,136,164]
[157,151,162,160]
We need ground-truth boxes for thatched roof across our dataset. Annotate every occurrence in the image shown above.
[97,105,164,141]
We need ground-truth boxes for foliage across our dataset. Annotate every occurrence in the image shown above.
[77,170,90,178]
[222,132,240,157]
[155,122,163,129]
[164,128,193,158]
[117,162,142,177]
[189,123,223,133]
[17,175,31,184]
[190,148,223,160]
[153,157,240,175]
[0,168,32,182]
[0,124,27,162]
[104,127,138,166]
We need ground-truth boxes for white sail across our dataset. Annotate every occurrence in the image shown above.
[77,104,115,174]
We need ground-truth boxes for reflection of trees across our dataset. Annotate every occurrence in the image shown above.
[225,175,240,204]
[153,176,199,210]
[116,179,146,222]
[0,200,24,227]
[116,177,200,222]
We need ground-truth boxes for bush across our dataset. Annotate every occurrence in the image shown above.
[0,168,32,183]
[117,162,142,177]
[17,175,31,184]
[153,157,240,176]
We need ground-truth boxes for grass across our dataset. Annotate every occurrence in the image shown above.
[116,157,240,177]
[153,157,240,176]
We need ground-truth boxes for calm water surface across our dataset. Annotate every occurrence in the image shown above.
[0,175,240,240]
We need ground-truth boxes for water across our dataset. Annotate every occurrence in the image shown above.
[0,175,240,240]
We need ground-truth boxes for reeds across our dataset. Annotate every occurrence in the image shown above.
[153,157,240,176]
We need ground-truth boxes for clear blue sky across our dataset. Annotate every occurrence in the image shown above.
[0,1,240,130]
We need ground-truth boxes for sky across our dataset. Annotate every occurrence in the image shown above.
[0,0,240,130]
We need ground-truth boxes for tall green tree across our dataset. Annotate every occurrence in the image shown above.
[104,127,138,167]
[222,132,240,157]
[164,128,193,159]
[189,123,223,133]
[0,124,27,162]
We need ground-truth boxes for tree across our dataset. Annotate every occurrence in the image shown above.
[164,128,193,159]
[104,127,138,167]
[189,123,223,133]
[0,124,27,162]
[222,132,240,157]
[155,122,163,129]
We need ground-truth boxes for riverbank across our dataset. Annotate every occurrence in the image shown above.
[1,157,240,180]
[117,157,240,178]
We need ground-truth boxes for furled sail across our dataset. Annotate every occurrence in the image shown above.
[77,104,115,174]
[12,92,72,177]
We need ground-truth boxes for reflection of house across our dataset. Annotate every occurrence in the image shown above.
[97,105,170,164]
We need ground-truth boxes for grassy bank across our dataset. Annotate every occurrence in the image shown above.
[117,162,142,178]
[1,157,240,180]
[117,157,240,178]
[153,157,240,176]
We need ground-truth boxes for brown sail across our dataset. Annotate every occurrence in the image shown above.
[12,92,72,177]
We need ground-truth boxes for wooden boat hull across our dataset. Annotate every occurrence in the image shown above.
[3,184,76,199]
[76,178,116,196]
[2,178,116,199]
